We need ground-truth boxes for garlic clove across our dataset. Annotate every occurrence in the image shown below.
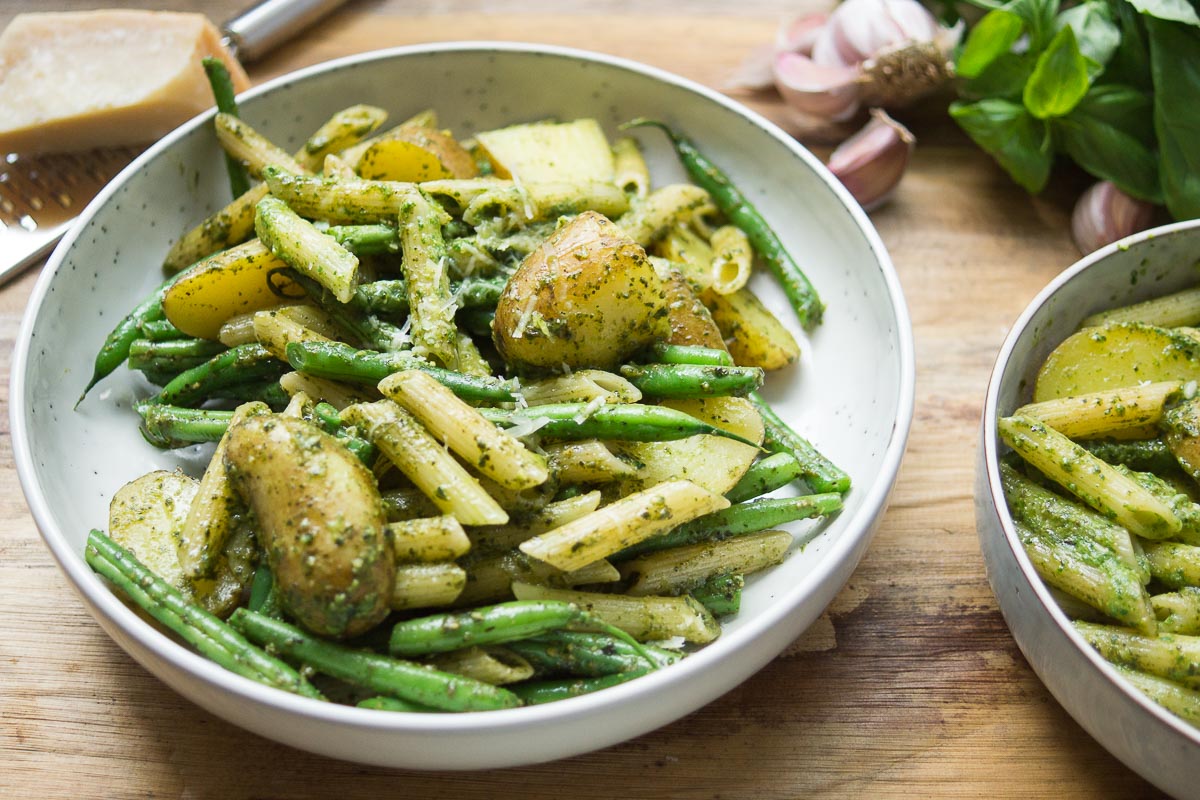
[776,12,829,56]
[826,109,915,210]
[1071,181,1158,255]
[774,51,863,122]
[883,0,941,43]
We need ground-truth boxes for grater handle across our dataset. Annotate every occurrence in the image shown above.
[221,0,349,63]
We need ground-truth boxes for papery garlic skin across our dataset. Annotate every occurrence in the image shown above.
[812,0,941,68]
[768,0,958,123]
[827,109,915,210]
[1071,181,1157,255]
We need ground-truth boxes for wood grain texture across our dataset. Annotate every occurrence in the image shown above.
[0,3,1167,798]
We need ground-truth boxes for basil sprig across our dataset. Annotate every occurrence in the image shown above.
[949,0,1200,219]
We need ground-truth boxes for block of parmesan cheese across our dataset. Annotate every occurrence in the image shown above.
[0,10,250,154]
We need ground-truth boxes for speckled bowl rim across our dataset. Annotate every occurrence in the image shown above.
[12,42,914,740]
[980,218,1200,747]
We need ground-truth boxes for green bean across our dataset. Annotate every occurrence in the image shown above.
[79,273,178,404]
[479,403,760,447]
[692,573,743,616]
[750,391,850,494]
[357,274,508,316]
[614,493,843,560]
[725,452,805,503]
[1081,438,1181,475]
[509,669,650,705]
[457,308,496,336]
[644,342,734,367]
[285,341,517,403]
[207,379,291,409]
[151,343,286,407]
[86,531,323,700]
[284,269,406,352]
[389,600,656,666]
[138,404,234,448]
[247,564,274,613]
[505,631,682,677]
[129,337,227,364]
[311,401,343,432]
[202,57,251,198]
[229,609,521,712]
[624,119,824,329]
[356,695,440,712]
[138,318,187,341]
[326,224,401,256]
[127,353,213,380]
[619,363,763,399]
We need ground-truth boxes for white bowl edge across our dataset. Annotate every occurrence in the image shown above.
[11,41,915,768]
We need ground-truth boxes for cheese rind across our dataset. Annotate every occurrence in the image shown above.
[0,10,250,154]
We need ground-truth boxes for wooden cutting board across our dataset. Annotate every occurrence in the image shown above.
[0,2,1164,798]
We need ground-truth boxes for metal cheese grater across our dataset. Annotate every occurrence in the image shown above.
[0,0,347,285]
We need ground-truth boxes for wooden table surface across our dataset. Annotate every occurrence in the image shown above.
[0,1,1170,797]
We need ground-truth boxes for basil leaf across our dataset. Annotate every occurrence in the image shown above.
[1106,0,1154,90]
[1148,17,1200,219]
[1127,0,1200,26]
[964,51,1038,99]
[1007,0,1062,51]
[1024,26,1092,118]
[950,99,1053,192]
[1074,84,1155,146]
[958,9,1025,78]
[1057,113,1163,201]
[1057,2,1122,67]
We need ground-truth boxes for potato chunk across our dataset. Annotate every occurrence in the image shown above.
[224,415,394,638]
[493,211,667,371]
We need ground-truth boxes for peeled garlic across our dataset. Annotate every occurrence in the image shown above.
[1071,181,1157,255]
[826,109,915,210]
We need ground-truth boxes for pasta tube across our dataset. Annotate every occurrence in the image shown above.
[380,370,548,490]
[512,582,721,643]
[342,400,508,525]
[387,515,471,563]
[519,479,730,572]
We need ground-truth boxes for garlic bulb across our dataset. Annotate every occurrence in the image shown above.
[1071,181,1157,255]
[826,109,915,210]
[759,0,959,123]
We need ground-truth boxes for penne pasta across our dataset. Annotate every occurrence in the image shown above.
[512,581,721,643]
[612,136,649,199]
[519,479,730,572]
[1015,381,1183,440]
[621,530,793,597]
[708,225,754,295]
[617,184,712,247]
[390,562,467,610]
[387,515,471,563]
[379,370,548,490]
[342,400,508,525]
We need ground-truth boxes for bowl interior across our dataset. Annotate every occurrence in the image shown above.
[983,222,1200,754]
[13,43,912,756]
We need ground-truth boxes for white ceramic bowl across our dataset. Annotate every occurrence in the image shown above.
[12,43,913,769]
[977,219,1200,798]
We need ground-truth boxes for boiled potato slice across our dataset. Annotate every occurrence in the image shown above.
[108,469,254,617]
[162,239,295,340]
[109,470,198,590]
[493,211,668,371]
[1034,322,1200,402]
[356,127,478,181]
[475,118,614,183]
[610,397,764,495]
